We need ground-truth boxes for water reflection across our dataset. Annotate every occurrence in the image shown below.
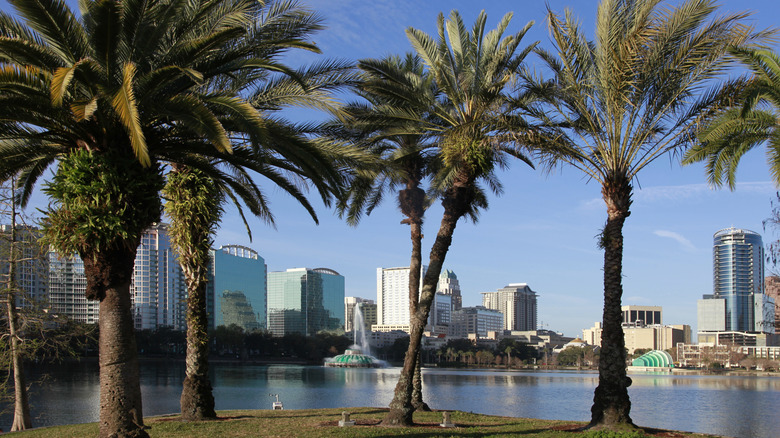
[3,363,779,438]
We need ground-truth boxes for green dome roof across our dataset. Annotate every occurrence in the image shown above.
[631,350,674,368]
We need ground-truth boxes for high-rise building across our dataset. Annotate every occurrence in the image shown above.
[344,297,375,333]
[208,245,266,332]
[481,283,537,331]
[713,227,765,331]
[437,269,462,310]
[375,266,451,333]
[376,266,425,326]
[0,225,48,309]
[48,223,186,329]
[48,253,97,324]
[449,306,503,338]
[131,223,186,330]
[699,228,775,335]
[430,292,452,327]
[267,268,345,336]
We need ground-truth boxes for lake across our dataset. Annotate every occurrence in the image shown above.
[3,361,779,438]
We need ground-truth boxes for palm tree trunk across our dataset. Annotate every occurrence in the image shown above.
[85,249,149,438]
[589,185,634,428]
[402,182,430,413]
[383,184,469,426]
[166,166,218,421]
[180,273,216,420]
[412,349,430,411]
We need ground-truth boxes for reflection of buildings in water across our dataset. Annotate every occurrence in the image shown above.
[266,365,305,382]
[629,374,780,391]
[423,370,600,388]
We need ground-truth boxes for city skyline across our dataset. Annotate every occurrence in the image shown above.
[5,0,780,338]
[213,0,780,339]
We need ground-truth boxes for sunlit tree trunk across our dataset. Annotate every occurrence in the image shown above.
[5,197,32,431]
[86,248,148,438]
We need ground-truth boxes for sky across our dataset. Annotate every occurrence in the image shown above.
[4,0,780,338]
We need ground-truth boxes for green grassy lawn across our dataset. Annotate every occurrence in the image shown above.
[9,408,722,438]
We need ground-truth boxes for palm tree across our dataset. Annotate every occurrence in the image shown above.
[0,0,333,435]
[335,53,438,412]
[164,1,352,420]
[376,10,550,426]
[684,48,780,187]
[530,0,766,429]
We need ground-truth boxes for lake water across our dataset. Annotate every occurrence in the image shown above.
[4,361,779,438]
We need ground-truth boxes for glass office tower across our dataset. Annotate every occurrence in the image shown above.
[712,227,765,332]
[208,245,266,332]
[267,268,345,336]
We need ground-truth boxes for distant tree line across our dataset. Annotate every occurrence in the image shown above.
[132,324,352,365]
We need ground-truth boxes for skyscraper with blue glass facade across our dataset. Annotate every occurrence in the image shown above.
[709,227,772,332]
[208,245,266,332]
[267,268,345,336]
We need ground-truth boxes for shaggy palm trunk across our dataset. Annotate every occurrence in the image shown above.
[85,248,149,438]
[180,274,216,420]
[383,183,470,426]
[6,200,32,431]
[412,349,430,411]
[165,167,218,421]
[400,182,431,412]
[589,183,634,428]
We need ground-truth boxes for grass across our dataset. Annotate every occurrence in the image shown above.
[9,408,723,438]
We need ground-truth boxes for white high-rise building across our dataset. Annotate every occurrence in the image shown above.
[49,252,97,324]
[375,266,452,333]
[377,266,424,326]
[48,223,186,330]
[131,223,186,330]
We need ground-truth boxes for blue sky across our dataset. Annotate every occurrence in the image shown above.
[216,0,780,338]
[3,0,780,338]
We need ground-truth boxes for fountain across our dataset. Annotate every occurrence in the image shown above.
[325,304,385,368]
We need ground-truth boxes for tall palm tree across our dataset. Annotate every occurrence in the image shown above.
[684,48,780,187]
[375,10,548,426]
[165,1,352,420]
[530,0,766,429]
[0,0,335,435]
[335,53,438,411]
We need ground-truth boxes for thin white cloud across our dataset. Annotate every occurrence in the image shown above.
[654,230,697,252]
[636,181,775,203]
[624,296,652,304]
[579,181,775,210]
[579,197,603,211]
